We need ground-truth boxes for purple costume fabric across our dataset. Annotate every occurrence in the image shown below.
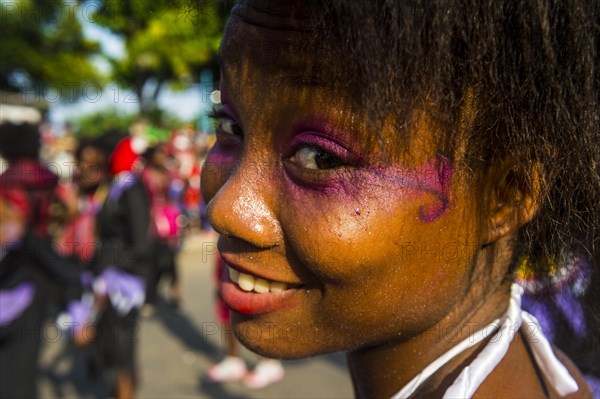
[521,290,587,342]
[97,266,145,316]
[0,281,35,325]
[520,253,599,398]
[107,172,138,202]
[67,300,93,331]
[585,376,600,399]
[521,251,589,341]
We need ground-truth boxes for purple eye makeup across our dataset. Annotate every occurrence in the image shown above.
[286,132,359,167]
[206,104,243,165]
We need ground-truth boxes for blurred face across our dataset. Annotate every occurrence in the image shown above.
[0,198,26,247]
[152,145,168,167]
[202,5,482,358]
[76,146,106,189]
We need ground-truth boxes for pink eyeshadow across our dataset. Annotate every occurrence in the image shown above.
[368,155,454,222]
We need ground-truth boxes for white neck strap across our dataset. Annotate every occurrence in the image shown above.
[391,283,578,398]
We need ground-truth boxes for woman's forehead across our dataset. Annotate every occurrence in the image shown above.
[220,1,460,163]
[221,4,342,93]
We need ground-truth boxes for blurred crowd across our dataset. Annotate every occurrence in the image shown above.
[0,121,212,398]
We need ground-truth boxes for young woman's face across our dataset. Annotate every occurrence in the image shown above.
[202,8,483,358]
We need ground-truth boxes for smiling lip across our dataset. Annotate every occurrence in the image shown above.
[220,267,303,315]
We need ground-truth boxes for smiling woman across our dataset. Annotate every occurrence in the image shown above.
[200,1,599,398]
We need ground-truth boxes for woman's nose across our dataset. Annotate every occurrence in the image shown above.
[203,159,281,249]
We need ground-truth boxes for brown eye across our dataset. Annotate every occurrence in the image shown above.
[289,147,344,170]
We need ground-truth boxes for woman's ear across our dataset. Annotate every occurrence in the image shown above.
[480,158,544,244]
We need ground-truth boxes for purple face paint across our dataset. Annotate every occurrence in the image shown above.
[283,122,454,222]
[206,103,242,167]
[367,155,454,222]
[281,123,371,196]
[207,98,456,223]
[404,155,453,222]
[288,132,357,162]
[205,148,239,166]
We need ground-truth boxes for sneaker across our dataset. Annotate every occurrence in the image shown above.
[206,356,247,382]
[243,359,285,389]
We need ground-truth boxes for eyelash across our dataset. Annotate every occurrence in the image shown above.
[209,106,355,181]
[209,106,243,145]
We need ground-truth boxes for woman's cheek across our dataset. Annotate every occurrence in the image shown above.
[281,185,400,281]
[280,164,460,285]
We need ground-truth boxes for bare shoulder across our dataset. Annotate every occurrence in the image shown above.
[473,334,547,398]
[551,347,593,399]
[473,336,592,398]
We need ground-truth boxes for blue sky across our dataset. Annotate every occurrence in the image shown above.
[49,18,207,126]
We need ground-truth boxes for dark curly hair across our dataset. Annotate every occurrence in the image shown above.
[299,0,599,270]
[0,122,41,161]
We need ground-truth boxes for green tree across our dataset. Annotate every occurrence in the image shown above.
[0,0,102,99]
[89,0,229,118]
[73,107,188,138]
[73,107,138,137]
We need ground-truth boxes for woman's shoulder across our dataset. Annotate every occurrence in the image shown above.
[552,347,594,399]
[475,334,592,398]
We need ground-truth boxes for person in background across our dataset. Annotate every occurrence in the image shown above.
[0,188,84,398]
[90,136,152,399]
[141,143,183,313]
[0,122,60,239]
[55,137,109,265]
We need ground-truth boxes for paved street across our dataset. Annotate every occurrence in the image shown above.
[38,231,354,398]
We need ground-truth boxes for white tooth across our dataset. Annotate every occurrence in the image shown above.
[237,272,256,292]
[254,278,270,293]
[228,267,240,283]
[269,282,288,293]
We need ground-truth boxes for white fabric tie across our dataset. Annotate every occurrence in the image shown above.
[391,283,579,398]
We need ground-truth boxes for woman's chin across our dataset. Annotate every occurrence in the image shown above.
[239,339,338,360]
[232,318,342,359]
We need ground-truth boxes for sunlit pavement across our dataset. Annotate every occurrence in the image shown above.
[38,231,354,398]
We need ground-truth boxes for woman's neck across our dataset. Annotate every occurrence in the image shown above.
[347,240,515,398]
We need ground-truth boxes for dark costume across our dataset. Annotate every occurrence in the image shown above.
[0,230,82,399]
[91,171,152,385]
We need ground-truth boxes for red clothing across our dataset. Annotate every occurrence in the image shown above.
[0,159,59,237]
[55,186,105,263]
[141,166,182,244]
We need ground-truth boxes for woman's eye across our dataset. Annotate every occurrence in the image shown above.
[289,147,345,170]
[217,118,243,137]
